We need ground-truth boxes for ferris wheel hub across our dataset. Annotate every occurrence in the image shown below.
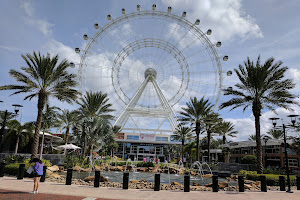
[144,68,157,80]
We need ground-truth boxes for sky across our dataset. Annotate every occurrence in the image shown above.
[0,0,299,142]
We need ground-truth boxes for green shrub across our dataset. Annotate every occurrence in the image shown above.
[136,162,155,168]
[237,170,296,186]
[241,155,257,164]
[2,155,26,164]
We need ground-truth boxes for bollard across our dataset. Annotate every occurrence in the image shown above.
[154,173,160,191]
[40,166,47,182]
[260,175,267,192]
[297,175,300,190]
[17,164,25,179]
[94,170,100,187]
[279,176,285,191]
[212,175,218,192]
[123,172,129,189]
[184,175,190,192]
[238,175,244,192]
[0,162,6,177]
[66,168,73,185]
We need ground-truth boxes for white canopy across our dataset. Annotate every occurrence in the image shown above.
[54,144,81,150]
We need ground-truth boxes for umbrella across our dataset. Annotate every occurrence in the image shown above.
[55,144,81,150]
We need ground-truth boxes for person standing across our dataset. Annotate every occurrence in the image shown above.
[30,158,43,194]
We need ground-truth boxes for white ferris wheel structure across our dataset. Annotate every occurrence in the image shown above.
[74,4,231,135]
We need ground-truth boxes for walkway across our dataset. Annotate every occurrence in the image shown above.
[0,176,300,200]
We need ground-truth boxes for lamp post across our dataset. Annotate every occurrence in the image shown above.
[0,101,8,152]
[263,136,269,168]
[269,114,299,193]
[12,104,23,154]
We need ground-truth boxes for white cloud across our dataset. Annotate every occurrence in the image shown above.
[161,0,263,41]
[21,1,54,36]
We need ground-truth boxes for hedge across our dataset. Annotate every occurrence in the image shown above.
[238,170,296,186]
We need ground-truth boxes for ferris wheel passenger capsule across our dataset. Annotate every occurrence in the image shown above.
[223,55,228,61]
[94,23,99,29]
[152,4,156,10]
[227,71,232,76]
[70,62,75,68]
[83,34,88,40]
[137,5,141,11]
[107,14,112,20]
[216,41,221,47]
[228,86,233,91]
[168,6,172,13]
[195,19,200,25]
[122,8,125,14]
[75,48,80,53]
[182,11,186,17]
[207,29,212,35]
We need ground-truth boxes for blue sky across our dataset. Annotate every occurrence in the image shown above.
[0,0,299,141]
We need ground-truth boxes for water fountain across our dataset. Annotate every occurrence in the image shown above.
[124,158,137,180]
[162,160,171,183]
[190,161,212,183]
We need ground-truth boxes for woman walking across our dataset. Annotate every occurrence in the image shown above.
[30,158,43,194]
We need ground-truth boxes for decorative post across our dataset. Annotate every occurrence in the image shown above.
[123,172,129,189]
[238,175,244,192]
[40,166,47,182]
[260,175,267,192]
[0,162,6,177]
[279,176,285,191]
[94,170,100,187]
[66,168,73,185]
[17,164,25,179]
[212,175,218,192]
[184,174,190,192]
[154,173,160,191]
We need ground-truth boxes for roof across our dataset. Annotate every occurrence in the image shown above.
[222,139,294,149]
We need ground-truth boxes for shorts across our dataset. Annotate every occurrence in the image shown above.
[33,173,42,177]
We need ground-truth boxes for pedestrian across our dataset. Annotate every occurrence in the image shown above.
[30,158,43,194]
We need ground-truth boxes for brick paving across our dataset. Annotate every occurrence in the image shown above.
[0,189,114,200]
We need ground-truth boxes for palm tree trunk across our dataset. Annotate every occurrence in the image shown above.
[196,121,200,161]
[207,130,211,162]
[181,140,184,161]
[223,135,226,144]
[64,126,70,155]
[254,113,263,174]
[31,93,46,159]
[89,143,94,165]
[39,130,45,160]
[14,136,19,154]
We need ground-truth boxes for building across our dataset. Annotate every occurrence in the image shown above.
[115,132,181,162]
[222,139,300,169]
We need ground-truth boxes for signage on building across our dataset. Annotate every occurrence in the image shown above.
[140,133,155,141]
[115,132,124,139]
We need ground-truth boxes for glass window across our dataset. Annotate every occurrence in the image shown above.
[127,135,139,140]
[156,137,168,141]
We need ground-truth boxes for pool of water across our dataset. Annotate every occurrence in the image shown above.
[58,171,236,186]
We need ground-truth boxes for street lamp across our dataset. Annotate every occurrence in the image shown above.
[262,136,269,167]
[269,114,299,193]
[0,101,8,152]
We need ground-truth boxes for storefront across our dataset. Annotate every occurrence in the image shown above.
[115,132,181,161]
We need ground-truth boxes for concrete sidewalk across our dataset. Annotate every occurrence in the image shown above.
[0,176,300,200]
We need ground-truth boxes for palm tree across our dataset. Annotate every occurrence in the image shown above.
[5,120,34,154]
[72,119,88,157]
[77,91,114,119]
[266,129,284,139]
[248,134,256,141]
[217,121,237,144]
[180,97,213,161]
[172,125,193,160]
[184,141,197,162]
[39,105,61,159]
[0,51,80,158]
[58,109,79,155]
[219,56,299,173]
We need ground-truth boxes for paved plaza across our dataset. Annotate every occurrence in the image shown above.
[0,177,300,200]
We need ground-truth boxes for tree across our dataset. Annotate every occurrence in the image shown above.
[5,120,34,154]
[248,134,256,141]
[219,56,299,173]
[172,125,193,160]
[184,141,197,162]
[217,121,237,144]
[266,129,284,139]
[0,51,80,158]
[58,109,79,155]
[77,91,114,119]
[72,119,88,157]
[180,97,213,161]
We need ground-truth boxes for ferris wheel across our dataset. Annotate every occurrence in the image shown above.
[74,4,229,134]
